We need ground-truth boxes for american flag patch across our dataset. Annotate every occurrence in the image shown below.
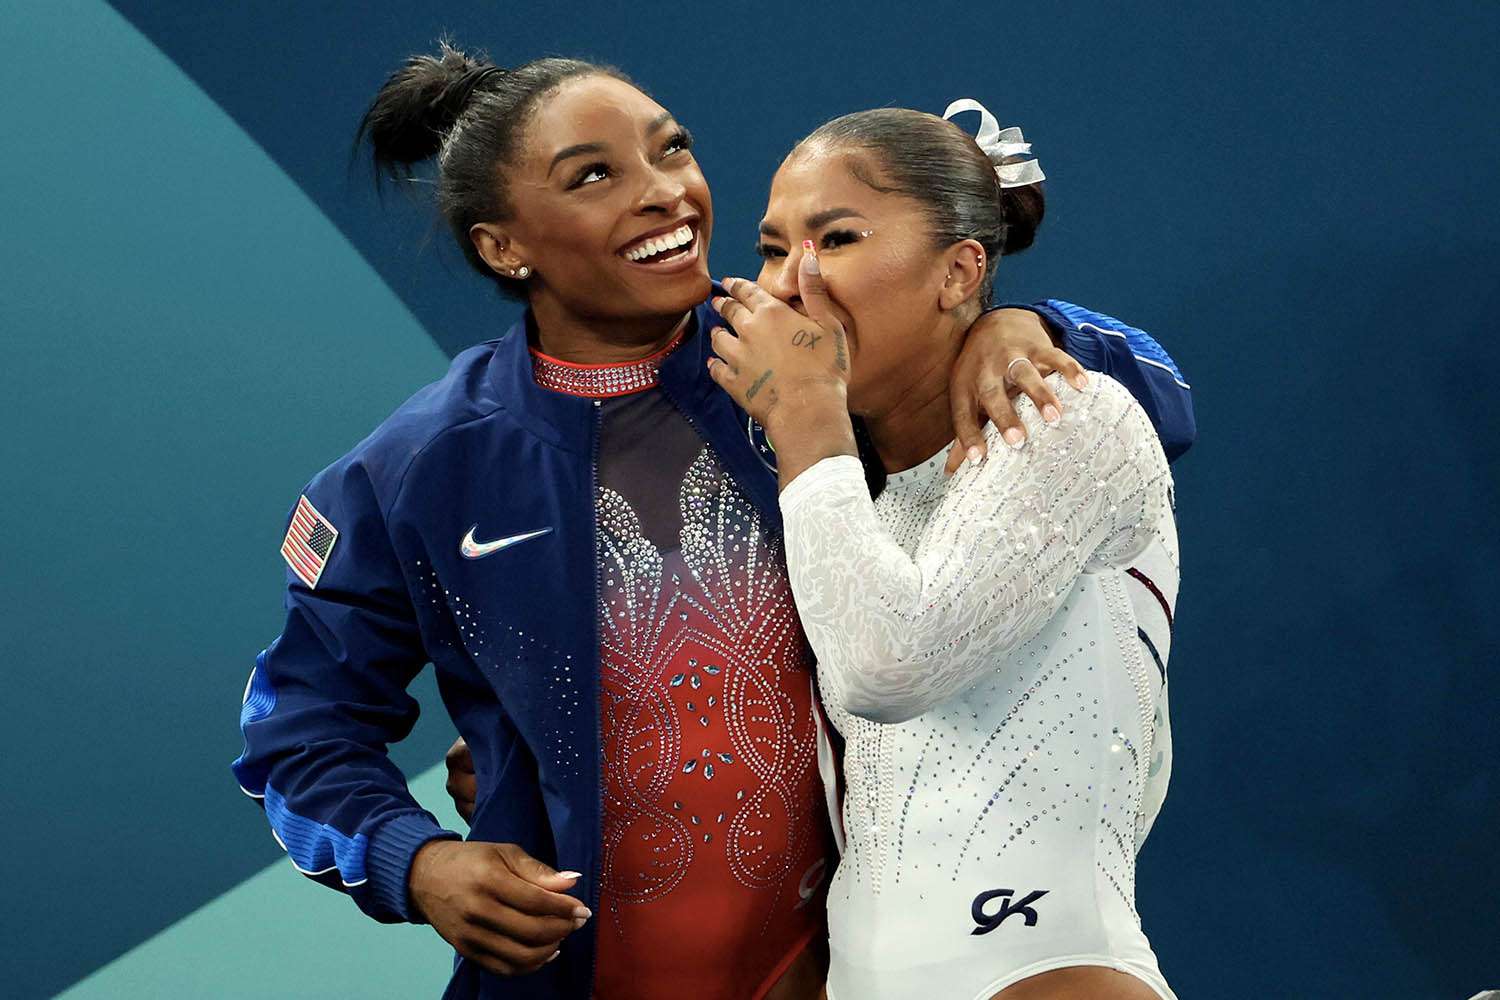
[281,495,339,589]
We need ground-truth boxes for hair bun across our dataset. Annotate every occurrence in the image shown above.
[357,40,501,176]
[999,182,1045,256]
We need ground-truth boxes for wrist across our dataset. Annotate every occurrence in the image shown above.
[986,304,1063,350]
[761,384,857,491]
[761,377,847,435]
[407,838,459,924]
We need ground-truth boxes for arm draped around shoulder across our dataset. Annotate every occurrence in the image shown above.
[779,373,1172,724]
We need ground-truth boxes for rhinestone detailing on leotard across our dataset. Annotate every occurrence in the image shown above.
[779,373,1180,1000]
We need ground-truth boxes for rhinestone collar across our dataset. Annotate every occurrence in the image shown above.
[529,328,687,399]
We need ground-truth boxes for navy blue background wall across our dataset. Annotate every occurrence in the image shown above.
[5,2,1497,997]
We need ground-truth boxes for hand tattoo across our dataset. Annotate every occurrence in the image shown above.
[746,369,774,401]
[833,330,848,373]
[792,328,823,349]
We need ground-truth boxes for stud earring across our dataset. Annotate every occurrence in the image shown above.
[514,265,531,279]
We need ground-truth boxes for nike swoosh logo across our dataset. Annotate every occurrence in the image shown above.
[460,526,553,560]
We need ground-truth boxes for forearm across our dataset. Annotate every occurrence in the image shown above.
[781,376,1171,723]
[779,455,933,722]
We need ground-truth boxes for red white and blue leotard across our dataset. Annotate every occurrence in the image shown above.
[533,339,831,999]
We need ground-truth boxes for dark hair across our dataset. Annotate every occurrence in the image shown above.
[355,40,632,298]
[795,108,1045,308]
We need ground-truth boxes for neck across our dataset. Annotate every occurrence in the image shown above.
[531,294,692,364]
[862,320,965,474]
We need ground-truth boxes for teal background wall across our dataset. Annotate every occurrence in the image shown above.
[4,1,1497,997]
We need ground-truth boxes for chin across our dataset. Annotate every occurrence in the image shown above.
[637,269,713,314]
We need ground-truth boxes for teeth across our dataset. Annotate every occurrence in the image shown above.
[625,224,694,261]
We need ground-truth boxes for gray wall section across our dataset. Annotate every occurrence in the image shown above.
[5,0,1498,997]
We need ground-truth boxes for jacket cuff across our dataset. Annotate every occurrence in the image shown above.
[364,811,462,923]
[1059,321,1107,372]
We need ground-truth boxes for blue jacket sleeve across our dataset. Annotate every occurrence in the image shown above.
[996,299,1197,462]
[231,456,461,924]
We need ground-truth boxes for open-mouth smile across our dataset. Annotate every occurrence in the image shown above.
[618,221,701,271]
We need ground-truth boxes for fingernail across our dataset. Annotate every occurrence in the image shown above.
[1003,427,1025,449]
[573,916,588,929]
[1043,404,1060,424]
[546,951,561,963]
[801,241,820,274]
[966,445,983,464]
[573,905,592,920]
[558,870,583,880]
[1073,373,1089,389]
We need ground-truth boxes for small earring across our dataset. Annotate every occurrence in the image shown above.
[515,265,530,279]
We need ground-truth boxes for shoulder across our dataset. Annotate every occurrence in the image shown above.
[307,341,506,516]
[953,374,1164,502]
[977,372,1144,455]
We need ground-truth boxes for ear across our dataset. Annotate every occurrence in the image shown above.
[937,239,987,312]
[470,222,530,278]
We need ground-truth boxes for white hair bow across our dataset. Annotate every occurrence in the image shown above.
[942,98,1045,188]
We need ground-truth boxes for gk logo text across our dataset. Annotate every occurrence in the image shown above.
[971,888,1049,935]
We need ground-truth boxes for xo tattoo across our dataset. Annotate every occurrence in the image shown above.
[791,328,823,349]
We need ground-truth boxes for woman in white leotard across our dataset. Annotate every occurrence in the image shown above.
[708,101,1179,1000]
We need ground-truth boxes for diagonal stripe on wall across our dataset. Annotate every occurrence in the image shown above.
[57,762,465,999]
[1,2,456,995]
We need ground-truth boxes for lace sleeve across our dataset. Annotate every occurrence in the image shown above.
[779,373,1172,724]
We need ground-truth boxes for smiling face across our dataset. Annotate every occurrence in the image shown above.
[755,144,984,414]
[471,75,714,326]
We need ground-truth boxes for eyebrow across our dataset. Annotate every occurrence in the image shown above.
[758,207,867,240]
[548,142,606,177]
[806,207,865,229]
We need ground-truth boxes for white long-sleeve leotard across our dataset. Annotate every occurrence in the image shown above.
[780,373,1178,1000]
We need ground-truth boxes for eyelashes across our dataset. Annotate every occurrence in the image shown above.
[754,228,867,259]
[571,163,611,188]
[567,129,695,189]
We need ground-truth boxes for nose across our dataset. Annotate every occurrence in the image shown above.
[633,162,686,215]
[766,247,806,313]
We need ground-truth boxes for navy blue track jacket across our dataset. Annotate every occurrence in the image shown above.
[232,295,1194,999]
